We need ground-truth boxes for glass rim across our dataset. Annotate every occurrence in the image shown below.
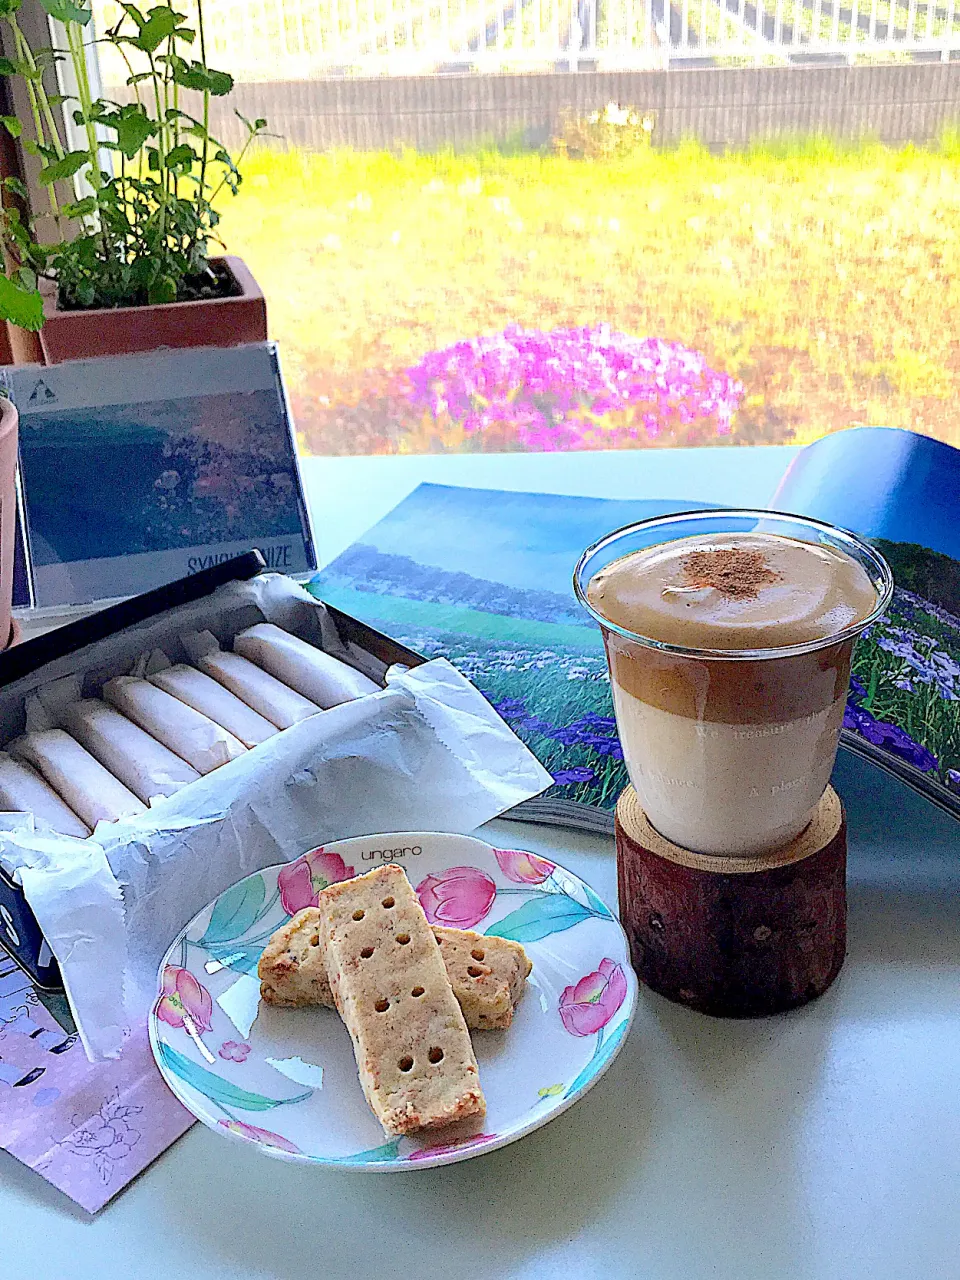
[572,508,894,662]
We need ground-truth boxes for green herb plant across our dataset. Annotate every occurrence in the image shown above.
[0,0,265,329]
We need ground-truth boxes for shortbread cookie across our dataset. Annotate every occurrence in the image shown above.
[234,623,379,707]
[102,676,246,773]
[258,909,331,1007]
[259,909,531,1029]
[434,927,531,1030]
[64,699,200,802]
[318,864,485,1135]
[149,665,278,748]
[0,751,90,837]
[8,729,146,826]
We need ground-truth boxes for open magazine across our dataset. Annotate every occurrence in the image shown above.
[308,427,960,832]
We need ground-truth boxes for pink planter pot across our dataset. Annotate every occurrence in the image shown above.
[38,256,267,365]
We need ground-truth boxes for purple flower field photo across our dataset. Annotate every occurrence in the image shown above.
[847,582,960,797]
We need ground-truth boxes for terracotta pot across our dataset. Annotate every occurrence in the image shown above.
[0,399,17,650]
[38,256,267,365]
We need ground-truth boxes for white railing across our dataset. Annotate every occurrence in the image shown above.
[91,0,960,79]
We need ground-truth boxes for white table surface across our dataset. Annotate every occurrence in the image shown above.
[3,446,959,1280]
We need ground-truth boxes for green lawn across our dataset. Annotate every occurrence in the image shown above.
[216,132,960,456]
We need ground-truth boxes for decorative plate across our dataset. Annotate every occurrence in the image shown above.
[149,832,637,1170]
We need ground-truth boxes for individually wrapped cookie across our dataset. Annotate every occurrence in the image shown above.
[62,700,200,803]
[234,622,379,709]
[182,631,320,730]
[148,663,278,749]
[0,751,90,837]
[102,676,246,775]
[8,729,146,827]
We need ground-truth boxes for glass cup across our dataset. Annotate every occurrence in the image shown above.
[574,510,893,857]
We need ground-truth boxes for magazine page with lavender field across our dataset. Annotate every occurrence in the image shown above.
[308,427,960,828]
[772,426,960,822]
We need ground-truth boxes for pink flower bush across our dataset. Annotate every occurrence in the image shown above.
[494,848,556,884]
[155,967,213,1034]
[404,325,744,451]
[218,1119,301,1154]
[559,958,628,1036]
[218,1040,250,1063]
[416,865,497,928]
[279,848,355,915]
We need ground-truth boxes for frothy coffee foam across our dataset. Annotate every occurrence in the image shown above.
[586,530,880,854]
[586,532,877,651]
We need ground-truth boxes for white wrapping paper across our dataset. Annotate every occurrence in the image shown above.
[0,658,551,1059]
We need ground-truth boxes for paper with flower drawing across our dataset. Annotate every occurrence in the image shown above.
[0,953,192,1213]
[309,427,960,823]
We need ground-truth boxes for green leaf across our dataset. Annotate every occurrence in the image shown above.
[15,266,36,292]
[120,1,147,28]
[0,273,43,330]
[563,1019,629,1100]
[113,105,155,158]
[329,1139,401,1165]
[170,60,233,95]
[38,0,93,25]
[156,1042,312,1112]
[200,875,266,946]
[0,115,20,139]
[581,881,613,919]
[147,274,176,303]
[38,150,90,184]
[0,0,22,16]
[485,894,593,943]
[164,142,195,169]
[130,4,180,51]
[0,58,16,76]
[62,195,97,217]
[3,176,28,200]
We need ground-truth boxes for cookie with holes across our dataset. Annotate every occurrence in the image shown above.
[259,909,531,1030]
[318,863,485,1135]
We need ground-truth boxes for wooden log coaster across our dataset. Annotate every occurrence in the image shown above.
[615,785,847,1018]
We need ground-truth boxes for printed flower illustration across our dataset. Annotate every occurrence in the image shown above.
[59,1091,143,1184]
[279,848,356,916]
[155,966,213,1034]
[219,1119,301,1154]
[406,1133,496,1161]
[552,767,596,786]
[559,958,628,1036]
[416,865,497,928]
[494,848,556,885]
[218,1040,250,1063]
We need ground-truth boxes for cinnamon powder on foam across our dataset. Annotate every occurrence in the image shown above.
[679,548,781,601]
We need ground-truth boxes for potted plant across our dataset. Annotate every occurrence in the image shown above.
[0,0,267,363]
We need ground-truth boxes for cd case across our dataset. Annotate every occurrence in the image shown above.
[1,342,315,610]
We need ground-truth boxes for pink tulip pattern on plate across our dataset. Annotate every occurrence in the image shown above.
[219,1119,302,1155]
[416,865,497,928]
[493,848,556,884]
[557,959,630,1100]
[155,966,215,1062]
[278,848,356,916]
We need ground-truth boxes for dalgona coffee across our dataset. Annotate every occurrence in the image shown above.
[586,532,879,856]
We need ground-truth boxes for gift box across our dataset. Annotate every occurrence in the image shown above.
[0,552,550,1057]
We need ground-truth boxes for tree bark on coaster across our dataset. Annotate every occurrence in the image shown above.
[615,786,846,1018]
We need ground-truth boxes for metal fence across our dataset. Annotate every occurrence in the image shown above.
[92,0,960,80]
